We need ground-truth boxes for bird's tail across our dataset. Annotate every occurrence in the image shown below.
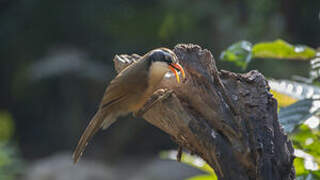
[72,111,119,164]
[72,111,103,164]
[101,114,117,130]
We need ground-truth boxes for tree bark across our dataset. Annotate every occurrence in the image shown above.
[113,44,295,180]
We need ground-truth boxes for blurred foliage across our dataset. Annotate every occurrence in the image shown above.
[292,126,320,162]
[220,39,316,70]
[160,150,217,180]
[253,40,316,60]
[220,41,252,70]
[268,80,320,101]
[0,111,15,142]
[0,111,23,180]
[278,99,320,133]
[0,142,23,180]
[269,89,297,107]
[310,55,320,81]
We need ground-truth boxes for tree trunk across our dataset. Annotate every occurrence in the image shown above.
[113,44,295,180]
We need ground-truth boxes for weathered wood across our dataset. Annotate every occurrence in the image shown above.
[113,44,295,180]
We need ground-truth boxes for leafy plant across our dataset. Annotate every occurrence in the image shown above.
[0,111,24,180]
[160,150,217,180]
[220,39,317,70]
[252,40,316,60]
[278,99,320,133]
[310,56,320,81]
[220,41,253,70]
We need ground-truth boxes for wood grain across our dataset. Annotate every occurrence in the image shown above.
[113,44,295,180]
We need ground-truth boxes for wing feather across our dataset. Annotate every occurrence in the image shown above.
[73,60,149,164]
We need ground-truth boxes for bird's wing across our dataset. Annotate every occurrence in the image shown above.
[73,61,148,164]
[100,61,148,108]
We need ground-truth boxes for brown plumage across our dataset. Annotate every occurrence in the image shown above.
[72,48,185,164]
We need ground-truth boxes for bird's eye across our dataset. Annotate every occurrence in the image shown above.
[149,49,175,64]
[164,56,172,63]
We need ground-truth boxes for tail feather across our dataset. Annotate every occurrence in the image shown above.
[72,112,103,164]
[72,111,119,164]
[102,114,117,130]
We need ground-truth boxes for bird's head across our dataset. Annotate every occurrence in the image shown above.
[147,48,185,83]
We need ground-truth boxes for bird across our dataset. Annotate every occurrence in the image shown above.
[72,48,185,164]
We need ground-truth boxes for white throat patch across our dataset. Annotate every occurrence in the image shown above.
[148,61,170,86]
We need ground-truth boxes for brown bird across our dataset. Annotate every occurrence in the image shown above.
[72,48,185,164]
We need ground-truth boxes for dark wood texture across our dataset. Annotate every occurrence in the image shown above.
[113,44,295,180]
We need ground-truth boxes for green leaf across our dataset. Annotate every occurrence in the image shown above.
[309,55,320,81]
[220,40,316,70]
[294,150,320,180]
[278,99,317,133]
[292,126,320,163]
[269,79,320,132]
[311,170,320,179]
[270,89,298,107]
[295,157,309,176]
[160,150,215,174]
[186,174,217,180]
[252,39,316,60]
[294,148,319,171]
[269,79,320,100]
[220,41,253,70]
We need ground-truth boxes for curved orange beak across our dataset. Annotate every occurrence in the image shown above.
[169,63,186,83]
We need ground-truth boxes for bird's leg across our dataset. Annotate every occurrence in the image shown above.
[176,146,183,162]
[134,89,174,118]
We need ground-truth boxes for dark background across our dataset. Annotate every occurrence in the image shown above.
[0,0,319,179]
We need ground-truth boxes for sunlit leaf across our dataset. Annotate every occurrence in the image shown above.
[309,55,320,81]
[296,168,320,180]
[310,170,320,179]
[295,157,309,176]
[220,41,252,70]
[252,39,316,60]
[269,79,320,132]
[270,90,298,107]
[160,150,215,174]
[186,174,217,180]
[269,79,320,100]
[294,149,319,171]
[220,40,316,69]
[294,151,320,180]
[292,126,320,163]
[278,99,319,133]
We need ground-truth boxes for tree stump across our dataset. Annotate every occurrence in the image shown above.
[113,44,295,180]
